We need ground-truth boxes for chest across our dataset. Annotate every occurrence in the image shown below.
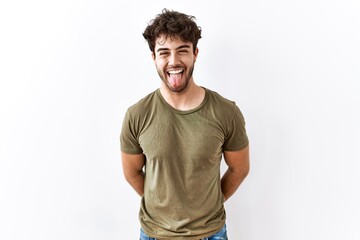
[138,112,226,163]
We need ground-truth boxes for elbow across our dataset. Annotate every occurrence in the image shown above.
[244,161,250,177]
[123,172,132,184]
[123,169,143,183]
[243,165,250,179]
[230,162,250,180]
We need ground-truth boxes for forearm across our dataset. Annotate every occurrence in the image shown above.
[221,167,248,201]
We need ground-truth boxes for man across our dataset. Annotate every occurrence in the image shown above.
[120,9,249,240]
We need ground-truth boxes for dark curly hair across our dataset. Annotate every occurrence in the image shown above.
[143,9,202,54]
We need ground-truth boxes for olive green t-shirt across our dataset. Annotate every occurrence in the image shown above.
[120,88,248,239]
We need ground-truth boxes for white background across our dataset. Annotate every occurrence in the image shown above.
[1,0,359,239]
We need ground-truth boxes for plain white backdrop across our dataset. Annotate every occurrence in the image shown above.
[1,0,360,239]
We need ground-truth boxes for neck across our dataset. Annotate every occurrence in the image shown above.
[160,79,205,111]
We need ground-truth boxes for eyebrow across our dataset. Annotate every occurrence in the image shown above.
[156,44,191,52]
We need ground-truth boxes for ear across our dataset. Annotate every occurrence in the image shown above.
[152,52,156,61]
[194,48,199,61]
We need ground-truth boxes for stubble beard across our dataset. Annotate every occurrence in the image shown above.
[157,64,195,93]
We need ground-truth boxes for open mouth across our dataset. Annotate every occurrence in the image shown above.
[167,69,184,77]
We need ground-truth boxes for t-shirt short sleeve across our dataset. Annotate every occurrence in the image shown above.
[223,105,249,151]
[120,110,143,154]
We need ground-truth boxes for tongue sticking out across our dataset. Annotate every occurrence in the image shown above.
[169,73,182,87]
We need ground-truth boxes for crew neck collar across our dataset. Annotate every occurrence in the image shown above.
[156,87,209,115]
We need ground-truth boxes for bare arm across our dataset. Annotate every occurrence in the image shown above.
[121,152,145,196]
[221,145,250,201]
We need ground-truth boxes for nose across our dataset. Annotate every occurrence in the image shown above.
[168,52,179,66]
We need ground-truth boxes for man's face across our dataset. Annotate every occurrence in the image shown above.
[152,35,198,93]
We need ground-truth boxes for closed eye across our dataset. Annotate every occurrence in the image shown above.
[159,51,170,56]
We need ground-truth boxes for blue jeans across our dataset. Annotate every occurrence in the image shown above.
[140,224,228,240]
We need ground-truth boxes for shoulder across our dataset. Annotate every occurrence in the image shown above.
[204,88,247,127]
[126,90,159,117]
[205,88,238,112]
